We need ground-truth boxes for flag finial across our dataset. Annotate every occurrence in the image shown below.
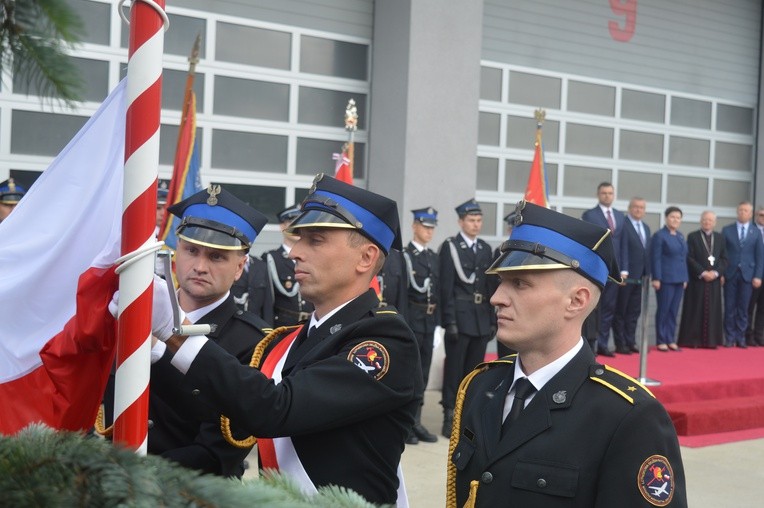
[345,99,358,132]
[534,108,546,126]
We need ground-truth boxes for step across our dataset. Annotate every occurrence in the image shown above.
[664,396,764,436]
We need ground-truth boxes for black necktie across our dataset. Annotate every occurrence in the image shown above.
[501,377,536,437]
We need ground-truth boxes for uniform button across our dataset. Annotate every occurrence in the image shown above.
[236,310,243,315]
[454,452,461,461]
[537,478,547,488]
[191,389,200,396]
[595,368,604,375]
[147,419,154,429]
[481,472,493,484]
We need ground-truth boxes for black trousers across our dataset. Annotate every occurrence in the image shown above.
[441,332,489,409]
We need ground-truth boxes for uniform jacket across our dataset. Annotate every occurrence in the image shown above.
[149,294,269,477]
[379,249,409,318]
[686,230,727,279]
[721,222,764,282]
[451,346,687,507]
[402,241,440,333]
[175,289,422,505]
[582,206,625,262]
[620,218,650,280]
[438,233,496,336]
[262,246,313,327]
[231,255,274,325]
[650,227,688,284]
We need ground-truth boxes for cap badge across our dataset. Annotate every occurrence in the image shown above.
[552,391,567,404]
[8,178,16,192]
[206,185,221,206]
[428,207,434,214]
[310,173,324,194]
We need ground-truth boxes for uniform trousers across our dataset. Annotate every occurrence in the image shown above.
[442,332,489,409]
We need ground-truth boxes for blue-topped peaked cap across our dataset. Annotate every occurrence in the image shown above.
[157,180,169,206]
[287,173,402,255]
[168,185,268,251]
[487,201,621,289]
[277,203,302,223]
[455,198,482,217]
[0,178,26,204]
[412,207,438,227]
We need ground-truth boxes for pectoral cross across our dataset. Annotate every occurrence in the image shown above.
[708,255,715,266]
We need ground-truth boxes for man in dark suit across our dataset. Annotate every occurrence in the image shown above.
[438,199,497,438]
[402,207,440,444]
[262,204,314,327]
[612,197,650,354]
[722,201,764,348]
[581,182,625,357]
[147,174,422,505]
[746,206,764,346]
[448,201,686,508]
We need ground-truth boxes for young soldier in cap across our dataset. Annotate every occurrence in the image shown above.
[106,185,271,477]
[447,201,686,508]
[438,198,496,438]
[262,204,314,326]
[402,207,440,444]
[147,174,422,505]
[0,178,27,223]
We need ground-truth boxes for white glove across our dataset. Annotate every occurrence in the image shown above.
[106,275,184,342]
[152,274,184,342]
[433,325,445,350]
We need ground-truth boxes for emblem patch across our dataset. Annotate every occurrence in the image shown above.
[348,341,390,380]
[638,454,675,506]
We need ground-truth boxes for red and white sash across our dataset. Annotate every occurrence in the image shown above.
[256,326,409,507]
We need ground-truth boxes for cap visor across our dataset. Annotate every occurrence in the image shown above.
[178,227,248,250]
[486,250,570,275]
[285,209,356,233]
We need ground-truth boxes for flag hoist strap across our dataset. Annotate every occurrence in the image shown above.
[221,325,302,448]
[118,0,170,30]
[447,239,476,284]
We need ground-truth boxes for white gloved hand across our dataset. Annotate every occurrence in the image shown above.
[152,274,184,342]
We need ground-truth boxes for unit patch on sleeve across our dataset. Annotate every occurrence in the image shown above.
[348,341,390,380]
[637,454,675,506]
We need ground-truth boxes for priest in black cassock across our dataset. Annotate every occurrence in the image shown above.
[678,210,727,348]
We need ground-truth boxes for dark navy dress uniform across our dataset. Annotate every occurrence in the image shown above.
[451,349,686,507]
[231,255,274,325]
[448,201,686,508]
[379,248,409,316]
[263,245,314,326]
[439,200,497,415]
[403,240,439,387]
[149,295,270,477]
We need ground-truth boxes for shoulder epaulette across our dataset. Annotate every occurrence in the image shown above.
[233,309,271,331]
[589,364,655,404]
[373,306,399,316]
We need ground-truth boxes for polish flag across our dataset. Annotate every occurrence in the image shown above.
[0,80,127,434]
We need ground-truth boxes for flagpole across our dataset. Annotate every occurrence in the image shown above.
[114,0,168,453]
[344,99,357,179]
[159,34,201,239]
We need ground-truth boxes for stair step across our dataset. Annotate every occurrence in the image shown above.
[664,396,764,436]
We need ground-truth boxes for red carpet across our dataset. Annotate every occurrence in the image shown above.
[488,345,764,447]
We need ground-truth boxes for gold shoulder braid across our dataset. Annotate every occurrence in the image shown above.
[446,358,516,508]
[221,325,300,448]
[94,404,113,437]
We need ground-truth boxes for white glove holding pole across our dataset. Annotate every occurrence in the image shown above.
[107,275,184,342]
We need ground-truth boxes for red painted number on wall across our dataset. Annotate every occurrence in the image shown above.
[609,0,637,42]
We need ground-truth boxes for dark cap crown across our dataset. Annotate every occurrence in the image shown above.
[277,203,302,223]
[287,173,402,254]
[412,207,438,227]
[488,201,621,288]
[168,185,267,250]
[0,178,26,204]
[455,198,482,217]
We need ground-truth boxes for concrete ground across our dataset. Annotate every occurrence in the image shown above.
[399,390,764,507]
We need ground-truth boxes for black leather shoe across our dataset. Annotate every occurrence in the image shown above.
[413,423,438,443]
[597,347,615,357]
[405,433,419,445]
[724,343,733,348]
[738,343,748,349]
[442,409,454,438]
[615,346,632,355]
[629,344,639,353]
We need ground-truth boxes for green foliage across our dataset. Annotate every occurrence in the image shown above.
[0,0,84,105]
[0,425,381,508]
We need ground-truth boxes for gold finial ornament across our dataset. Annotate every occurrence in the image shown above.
[534,108,546,126]
[206,184,221,206]
[345,99,358,132]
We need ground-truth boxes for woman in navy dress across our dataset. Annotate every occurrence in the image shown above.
[650,206,689,351]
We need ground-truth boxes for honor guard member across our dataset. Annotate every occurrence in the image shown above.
[148,174,422,506]
[105,185,272,477]
[231,252,274,325]
[447,201,686,508]
[378,248,408,314]
[439,198,497,438]
[263,204,314,326]
[0,178,27,223]
[402,207,440,444]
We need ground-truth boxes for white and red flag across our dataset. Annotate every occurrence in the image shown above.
[0,80,127,434]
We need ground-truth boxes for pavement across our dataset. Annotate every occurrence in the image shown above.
[399,390,764,507]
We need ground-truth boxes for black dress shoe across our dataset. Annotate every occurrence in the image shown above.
[615,346,632,355]
[629,344,640,353]
[442,409,454,439]
[413,423,438,443]
[405,433,419,445]
[597,347,615,357]
[724,343,734,348]
[738,343,748,349]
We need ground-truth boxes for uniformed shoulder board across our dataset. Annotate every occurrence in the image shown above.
[233,308,271,333]
[588,364,655,404]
